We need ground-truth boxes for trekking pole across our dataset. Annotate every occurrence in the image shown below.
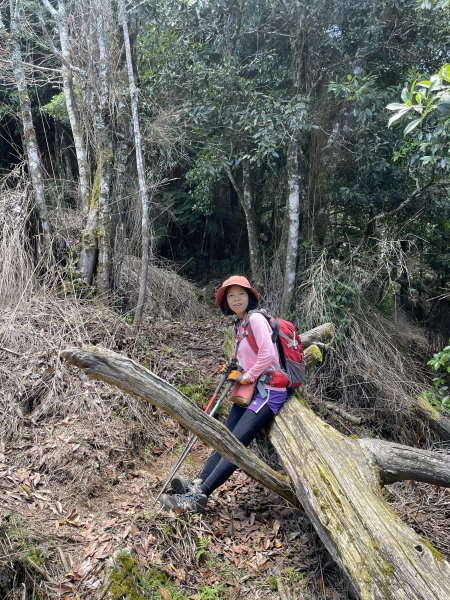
[153,360,237,507]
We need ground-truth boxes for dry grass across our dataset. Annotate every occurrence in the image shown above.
[116,255,208,320]
[385,477,450,558]
[294,248,432,444]
[0,169,35,302]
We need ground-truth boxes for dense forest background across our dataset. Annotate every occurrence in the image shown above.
[1,0,449,335]
[0,0,450,598]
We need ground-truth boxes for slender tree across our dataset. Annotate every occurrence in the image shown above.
[281,140,300,313]
[0,0,51,258]
[38,0,91,208]
[118,0,153,327]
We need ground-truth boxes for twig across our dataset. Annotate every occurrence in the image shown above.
[0,346,21,357]
[56,546,69,572]
[325,402,363,425]
[24,557,51,581]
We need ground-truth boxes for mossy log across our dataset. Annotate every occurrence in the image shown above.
[269,398,450,600]
[62,321,450,600]
[412,395,450,441]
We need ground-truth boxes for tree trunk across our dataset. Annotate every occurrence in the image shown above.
[270,398,450,599]
[78,166,99,285]
[1,3,51,257]
[118,0,153,327]
[39,0,91,207]
[77,0,114,293]
[281,140,300,314]
[226,161,262,286]
[62,321,450,600]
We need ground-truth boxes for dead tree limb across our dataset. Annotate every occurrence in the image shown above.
[61,345,299,507]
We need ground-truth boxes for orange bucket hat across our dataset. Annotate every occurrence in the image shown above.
[216,275,260,308]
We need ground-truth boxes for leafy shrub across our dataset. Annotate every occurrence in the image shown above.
[426,341,450,410]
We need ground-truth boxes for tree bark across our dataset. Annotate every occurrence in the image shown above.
[76,0,113,291]
[93,1,113,296]
[281,140,300,314]
[1,3,51,257]
[226,161,262,287]
[62,321,450,600]
[39,0,91,208]
[118,0,153,328]
[270,398,450,600]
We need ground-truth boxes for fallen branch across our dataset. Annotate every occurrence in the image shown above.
[61,345,299,507]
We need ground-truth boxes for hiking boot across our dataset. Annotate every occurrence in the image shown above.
[170,476,203,495]
[160,491,208,514]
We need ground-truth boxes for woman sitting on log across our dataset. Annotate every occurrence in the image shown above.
[160,275,288,514]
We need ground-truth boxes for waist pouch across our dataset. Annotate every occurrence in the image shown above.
[229,380,258,407]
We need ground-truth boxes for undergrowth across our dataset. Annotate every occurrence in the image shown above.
[291,247,432,444]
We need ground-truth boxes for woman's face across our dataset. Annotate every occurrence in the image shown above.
[226,285,249,318]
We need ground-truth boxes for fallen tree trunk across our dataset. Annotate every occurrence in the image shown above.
[269,399,450,600]
[62,325,450,600]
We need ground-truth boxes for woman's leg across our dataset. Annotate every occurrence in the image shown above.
[198,404,246,481]
[200,404,274,496]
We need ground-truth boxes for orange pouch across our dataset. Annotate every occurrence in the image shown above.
[229,380,257,407]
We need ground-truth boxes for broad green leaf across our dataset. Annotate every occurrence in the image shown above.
[404,117,422,134]
[388,108,410,126]
[386,102,407,111]
[436,102,450,115]
[417,80,431,88]
[439,64,450,82]
[401,87,410,103]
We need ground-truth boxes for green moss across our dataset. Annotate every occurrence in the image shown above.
[382,561,393,576]
[108,551,184,600]
[415,394,441,420]
[308,344,323,363]
[371,538,380,551]
[420,538,445,562]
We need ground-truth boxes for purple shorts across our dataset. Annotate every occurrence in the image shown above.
[247,387,288,415]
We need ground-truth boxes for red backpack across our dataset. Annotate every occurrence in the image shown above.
[239,309,305,390]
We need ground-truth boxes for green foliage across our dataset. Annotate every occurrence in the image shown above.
[40,91,70,125]
[195,534,209,562]
[177,368,214,409]
[109,550,187,600]
[426,341,450,410]
[185,147,225,213]
[387,64,450,137]
[418,0,449,8]
[193,583,226,599]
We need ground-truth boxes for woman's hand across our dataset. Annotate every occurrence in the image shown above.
[227,370,251,384]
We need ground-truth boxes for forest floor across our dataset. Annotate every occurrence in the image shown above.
[1,284,449,600]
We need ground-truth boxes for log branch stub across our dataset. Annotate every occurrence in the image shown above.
[360,439,450,487]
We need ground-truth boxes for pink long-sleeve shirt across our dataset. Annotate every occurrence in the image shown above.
[236,312,281,386]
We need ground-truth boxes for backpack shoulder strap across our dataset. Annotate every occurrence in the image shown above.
[241,311,259,354]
